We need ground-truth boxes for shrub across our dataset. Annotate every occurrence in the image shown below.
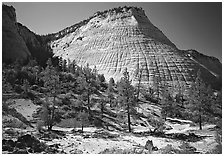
[93,118,103,128]
[77,111,89,132]
[57,118,79,128]
[39,100,62,131]
[37,120,45,133]
[207,131,222,154]
[3,117,27,129]
[148,118,165,133]
[178,142,197,154]
[160,144,179,154]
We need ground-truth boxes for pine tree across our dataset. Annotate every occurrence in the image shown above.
[173,83,185,107]
[106,77,115,106]
[22,79,29,96]
[160,82,173,120]
[117,67,136,132]
[188,70,208,130]
[40,58,61,131]
[134,63,143,101]
[78,64,99,117]
[40,97,61,131]
[62,59,67,72]
[152,69,161,101]
[78,110,89,132]
[99,98,107,118]
[109,77,115,86]
[2,65,13,93]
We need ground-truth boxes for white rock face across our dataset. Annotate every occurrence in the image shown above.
[50,7,221,92]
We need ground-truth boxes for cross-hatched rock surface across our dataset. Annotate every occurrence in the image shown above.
[2,5,221,91]
[50,6,221,91]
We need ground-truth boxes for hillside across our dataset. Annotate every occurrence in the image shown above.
[2,5,222,90]
[2,5,222,154]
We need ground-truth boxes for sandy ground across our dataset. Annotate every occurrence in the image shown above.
[39,122,217,154]
[41,127,183,154]
[3,98,219,154]
[8,99,40,121]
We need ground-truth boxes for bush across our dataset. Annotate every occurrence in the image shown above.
[39,101,62,131]
[37,120,45,132]
[178,142,197,154]
[57,118,79,128]
[207,131,222,154]
[2,101,10,115]
[148,118,165,133]
[160,144,179,154]
[14,85,23,93]
[3,117,27,129]
[93,118,103,128]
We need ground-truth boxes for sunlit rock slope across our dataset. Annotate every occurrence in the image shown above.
[49,6,221,91]
[2,5,221,90]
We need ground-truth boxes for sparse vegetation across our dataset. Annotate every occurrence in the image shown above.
[2,54,222,154]
[117,68,136,132]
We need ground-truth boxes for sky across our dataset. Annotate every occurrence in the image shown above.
[3,2,222,61]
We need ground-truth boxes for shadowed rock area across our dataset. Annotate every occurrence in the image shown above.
[2,5,30,63]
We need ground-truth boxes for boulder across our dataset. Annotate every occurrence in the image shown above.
[145,140,153,152]
[2,134,48,153]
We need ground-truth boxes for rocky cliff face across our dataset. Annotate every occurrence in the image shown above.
[2,5,31,63]
[2,5,53,66]
[2,5,221,91]
[17,23,54,66]
[49,6,221,91]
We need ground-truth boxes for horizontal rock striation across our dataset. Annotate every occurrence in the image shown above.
[2,5,221,91]
[50,6,221,91]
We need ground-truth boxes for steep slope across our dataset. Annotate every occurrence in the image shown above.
[49,6,221,91]
[2,5,54,66]
[2,5,221,90]
[17,23,54,66]
[2,5,30,63]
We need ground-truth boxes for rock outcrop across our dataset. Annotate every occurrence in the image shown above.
[49,6,221,91]
[17,23,54,66]
[2,5,30,63]
[2,5,221,91]
[2,5,54,66]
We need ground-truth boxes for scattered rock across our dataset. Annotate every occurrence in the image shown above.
[13,148,29,154]
[166,133,203,142]
[145,140,153,152]
[70,149,83,154]
[145,140,158,152]
[2,134,57,154]
[152,146,158,151]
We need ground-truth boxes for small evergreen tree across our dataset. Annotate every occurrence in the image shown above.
[40,97,61,131]
[134,63,143,101]
[62,59,67,72]
[22,79,30,96]
[77,110,89,132]
[40,58,61,131]
[152,69,161,100]
[106,77,115,106]
[117,68,136,132]
[109,77,115,86]
[188,70,209,130]
[160,83,173,120]
[78,64,99,117]
[99,98,107,118]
